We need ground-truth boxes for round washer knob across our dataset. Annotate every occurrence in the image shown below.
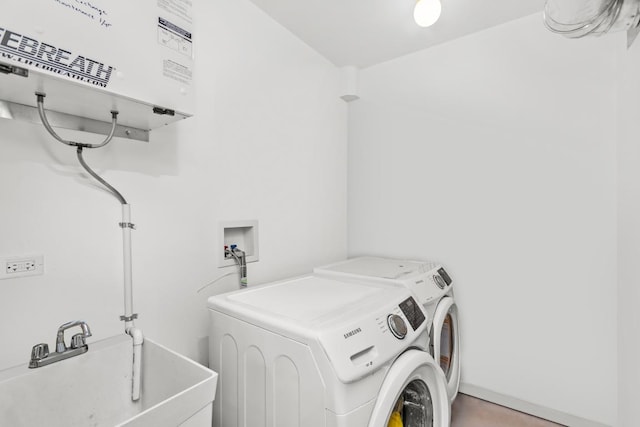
[387,314,408,339]
[434,275,446,289]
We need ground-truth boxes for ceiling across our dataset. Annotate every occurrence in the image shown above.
[247,0,546,68]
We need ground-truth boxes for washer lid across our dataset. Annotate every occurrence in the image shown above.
[224,275,381,323]
[208,275,429,383]
[316,256,438,280]
[315,257,452,305]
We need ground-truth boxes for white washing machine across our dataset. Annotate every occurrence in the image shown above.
[315,257,460,403]
[208,275,450,427]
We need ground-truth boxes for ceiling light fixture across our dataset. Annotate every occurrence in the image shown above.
[414,0,442,27]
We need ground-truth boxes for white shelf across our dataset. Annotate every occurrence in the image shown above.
[0,64,192,142]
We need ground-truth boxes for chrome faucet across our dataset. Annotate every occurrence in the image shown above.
[56,320,92,352]
[29,320,92,368]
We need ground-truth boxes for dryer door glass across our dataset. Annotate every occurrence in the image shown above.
[439,313,453,377]
[387,379,433,427]
[431,296,460,402]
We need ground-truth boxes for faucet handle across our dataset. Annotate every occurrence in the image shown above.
[70,333,87,349]
[30,343,49,366]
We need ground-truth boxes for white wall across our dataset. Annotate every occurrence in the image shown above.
[617,37,640,427]
[0,0,347,370]
[348,15,618,425]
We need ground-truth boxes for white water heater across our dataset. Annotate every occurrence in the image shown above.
[0,0,195,139]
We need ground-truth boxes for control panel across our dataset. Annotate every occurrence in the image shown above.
[399,296,426,330]
[437,267,453,285]
[318,294,428,383]
[432,267,452,289]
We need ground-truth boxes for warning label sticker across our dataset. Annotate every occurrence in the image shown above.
[163,59,192,85]
[158,17,192,58]
[157,0,192,24]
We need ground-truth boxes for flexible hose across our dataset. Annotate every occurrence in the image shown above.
[36,93,118,148]
[197,271,237,293]
[228,249,247,288]
[238,251,247,286]
[76,147,127,205]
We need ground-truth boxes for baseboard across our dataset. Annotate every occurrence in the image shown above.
[459,383,611,427]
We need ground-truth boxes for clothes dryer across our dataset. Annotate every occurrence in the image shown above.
[315,257,460,403]
[208,275,450,427]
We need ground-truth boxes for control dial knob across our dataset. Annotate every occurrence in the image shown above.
[387,314,408,339]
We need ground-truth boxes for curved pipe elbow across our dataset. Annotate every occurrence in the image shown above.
[127,327,144,346]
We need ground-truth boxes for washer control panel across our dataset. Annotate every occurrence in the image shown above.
[318,292,429,383]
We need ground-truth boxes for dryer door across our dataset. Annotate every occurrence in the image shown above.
[431,296,460,403]
[368,350,450,427]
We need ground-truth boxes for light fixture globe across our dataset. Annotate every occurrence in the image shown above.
[414,0,442,27]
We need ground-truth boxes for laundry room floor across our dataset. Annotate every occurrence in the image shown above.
[451,394,563,427]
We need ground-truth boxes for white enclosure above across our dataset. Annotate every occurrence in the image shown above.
[0,0,195,140]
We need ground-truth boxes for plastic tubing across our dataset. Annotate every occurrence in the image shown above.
[128,327,144,401]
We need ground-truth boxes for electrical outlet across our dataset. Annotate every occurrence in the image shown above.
[7,260,33,273]
[1,255,44,279]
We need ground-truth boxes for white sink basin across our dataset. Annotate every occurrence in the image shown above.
[0,334,217,426]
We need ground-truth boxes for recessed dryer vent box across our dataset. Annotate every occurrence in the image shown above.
[219,220,259,268]
[0,0,194,137]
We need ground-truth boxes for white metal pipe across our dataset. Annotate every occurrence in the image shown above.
[122,204,134,330]
[121,203,143,401]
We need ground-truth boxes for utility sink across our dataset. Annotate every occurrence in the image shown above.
[0,334,217,426]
